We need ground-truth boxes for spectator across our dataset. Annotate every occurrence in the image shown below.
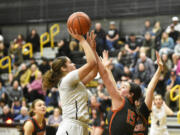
[152,21,163,50]
[25,64,40,84]
[172,37,180,65]
[106,21,119,51]
[56,39,70,57]
[134,63,151,86]
[176,60,180,76]
[7,80,23,104]
[110,63,123,82]
[0,105,14,122]
[168,24,179,43]
[117,48,133,69]
[140,32,155,59]
[97,79,109,99]
[0,99,6,115]
[161,54,173,76]
[0,80,6,101]
[14,63,28,88]
[159,32,174,56]
[142,20,152,36]
[14,106,29,123]
[94,22,106,56]
[26,29,40,53]
[90,96,105,135]
[0,40,7,59]
[27,72,45,102]
[166,16,180,33]
[165,70,180,111]
[48,107,62,127]
[27,57,38,67]
[8,42,23,66]
[14,34,26,48]
[69,40,86,68]
[46,87,59,107]
[123,66,133,79]
[11,97,22,117]
[135,52,155,79]
[39,57,50,74]
[125,33,141,65]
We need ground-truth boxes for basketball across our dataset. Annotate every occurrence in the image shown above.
[67,12,91,35]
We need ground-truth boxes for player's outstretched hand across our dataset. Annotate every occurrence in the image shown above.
[86,31,96,51]
[68,27,85,41]
[156,51,163,71]
[101,50,112,68]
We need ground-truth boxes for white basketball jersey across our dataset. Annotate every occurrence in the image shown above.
[150,105,169,135]
[58,70,89,123]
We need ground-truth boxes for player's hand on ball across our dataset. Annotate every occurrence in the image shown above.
[68,27,85,42]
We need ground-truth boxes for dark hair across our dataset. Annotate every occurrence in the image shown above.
[129,82,142,103]
[29,99,44,117]
[43,56,67,90]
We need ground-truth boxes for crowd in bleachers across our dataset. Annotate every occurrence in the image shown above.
[0,16,180,134]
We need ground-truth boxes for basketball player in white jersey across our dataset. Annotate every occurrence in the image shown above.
[43,30,97,135]
[150,94,174,135]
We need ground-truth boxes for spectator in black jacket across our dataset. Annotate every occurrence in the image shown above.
[39,57,50,74]
[94,22,106,56]
[26,29,40,53]
[56,39,70,57]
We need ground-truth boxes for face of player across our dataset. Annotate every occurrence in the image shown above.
[119,82,131,98]
[65,58,76,72]
[154,95,163,108]
[34,100,46,116]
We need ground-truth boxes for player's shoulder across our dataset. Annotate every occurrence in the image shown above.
[24,119,34,133]
[63,69,78,79]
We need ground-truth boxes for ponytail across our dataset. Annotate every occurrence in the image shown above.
[43,56,67,90]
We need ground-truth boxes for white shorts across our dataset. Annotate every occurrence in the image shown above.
[56,119,89,135]
[150,127,169,135]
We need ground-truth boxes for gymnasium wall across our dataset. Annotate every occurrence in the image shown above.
[0,0,180,44]
[0,0,180,24]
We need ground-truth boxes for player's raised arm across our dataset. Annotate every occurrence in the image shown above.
[68,28,97,83]
[81,31,98,84]
[93,50,123,109]
[145,51,163,110]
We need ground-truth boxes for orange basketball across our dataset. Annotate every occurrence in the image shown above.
[67,12,91,35]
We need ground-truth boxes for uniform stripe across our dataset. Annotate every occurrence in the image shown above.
[109,97,126,135]
[109,111,117,135]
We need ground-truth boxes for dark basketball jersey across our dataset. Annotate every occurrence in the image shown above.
[108,97,137,135]
[23,117,46,135]
[133,102,150,135]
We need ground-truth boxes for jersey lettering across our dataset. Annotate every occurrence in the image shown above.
[126,109,136,126]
